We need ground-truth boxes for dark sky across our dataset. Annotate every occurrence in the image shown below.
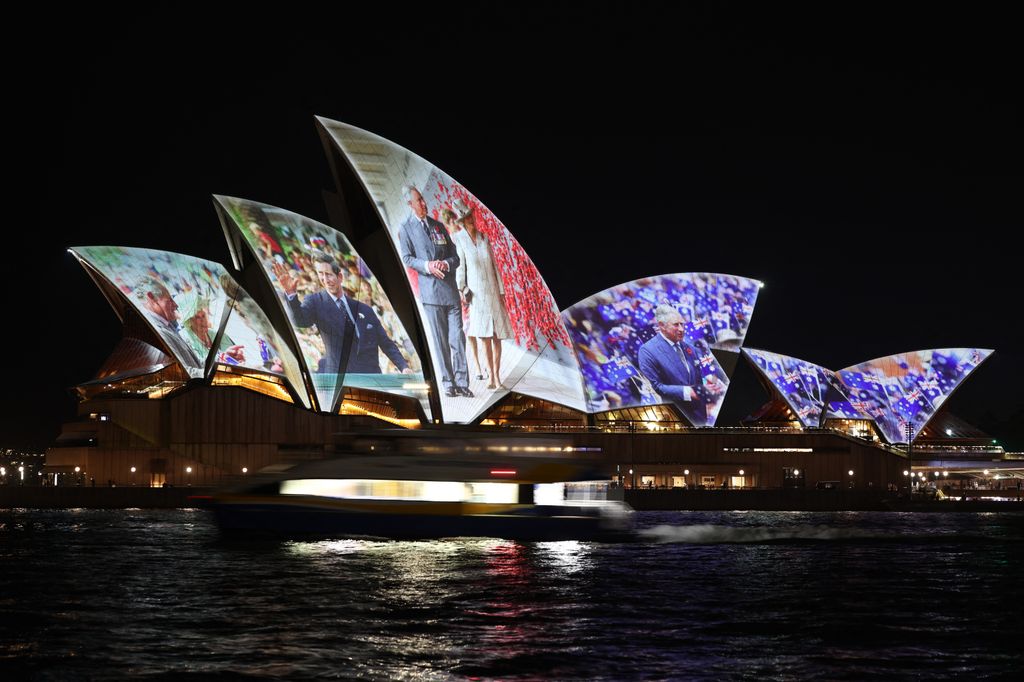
[10,6,1022,450]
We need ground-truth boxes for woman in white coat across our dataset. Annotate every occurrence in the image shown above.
[451,199,513,389]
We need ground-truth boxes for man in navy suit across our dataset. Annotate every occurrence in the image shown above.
[398,185,471,398]
[638,304,724,426]
[273,252,410,376]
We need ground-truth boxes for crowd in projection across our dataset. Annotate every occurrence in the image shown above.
[72,246,305,401]
[744,347,992,442]
[216,197,423,411]
[563,274,760,425]
[838,349,991,442]
[743,349,858,426]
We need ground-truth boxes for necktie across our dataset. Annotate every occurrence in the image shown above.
[337,297,360,337]
[674,343,692,383]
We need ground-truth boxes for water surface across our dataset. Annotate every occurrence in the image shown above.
[1,509,1022,679]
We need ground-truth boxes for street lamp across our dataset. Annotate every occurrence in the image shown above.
[242,467,248,474]
[130,466,137,486]
[186,466,193,486]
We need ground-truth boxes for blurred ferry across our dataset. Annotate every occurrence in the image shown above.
[208,431,632,541]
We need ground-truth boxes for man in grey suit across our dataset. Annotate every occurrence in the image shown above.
[638,304,725,426]
[399,185,471,398]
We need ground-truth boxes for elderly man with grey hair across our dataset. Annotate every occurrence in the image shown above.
[136,277,204,373]
[637,304,724,425]
[398,185,471,398]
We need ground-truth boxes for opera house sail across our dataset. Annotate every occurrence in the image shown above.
[70,246,310,408]
[214,196,429,416]
[317,118,586,424]
[744,347,994,444]
[562,273,762,426]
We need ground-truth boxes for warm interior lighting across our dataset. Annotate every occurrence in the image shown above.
[401,382,430,390]
[280,479,517,503]
[212,369,294,403]
[339,401,419,428]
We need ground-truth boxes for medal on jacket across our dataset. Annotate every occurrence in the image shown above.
[431,225,447,245]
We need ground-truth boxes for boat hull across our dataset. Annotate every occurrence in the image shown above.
[210,497,629,542]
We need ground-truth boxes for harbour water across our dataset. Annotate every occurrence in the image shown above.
[2,509,1022,679]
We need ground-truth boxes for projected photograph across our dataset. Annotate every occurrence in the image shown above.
[71,246,308,406]
[320,119,585,423]
[837,348,993,443]
[743,349,840,427]
[215,197,425,414]
[562,274,759,426]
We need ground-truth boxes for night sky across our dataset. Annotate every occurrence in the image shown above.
[10,7,1022,450]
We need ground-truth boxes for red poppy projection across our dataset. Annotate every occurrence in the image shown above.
[319,119,585,423]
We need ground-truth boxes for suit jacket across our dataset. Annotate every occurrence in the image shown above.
[151,315,204,375]
[637,334,707,404]
[399,214,461,306]
[286,291,408,374]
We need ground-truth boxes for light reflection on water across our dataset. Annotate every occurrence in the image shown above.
[0,509,1021,679]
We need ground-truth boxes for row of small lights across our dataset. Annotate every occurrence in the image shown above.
[904,469,950,478]
[0,466,25,480]
[904,469,1003,479]
[64,466,250,475]
[625,468,794,478]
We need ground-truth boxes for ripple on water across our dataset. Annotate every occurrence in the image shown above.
[0,509,1022,679]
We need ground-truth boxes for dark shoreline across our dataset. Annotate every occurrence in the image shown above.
[2,486,1022,513]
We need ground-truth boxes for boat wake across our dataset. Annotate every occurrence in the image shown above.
[638,523,888,544]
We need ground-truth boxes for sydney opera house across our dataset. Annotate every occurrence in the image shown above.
[46,119,1014,492]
